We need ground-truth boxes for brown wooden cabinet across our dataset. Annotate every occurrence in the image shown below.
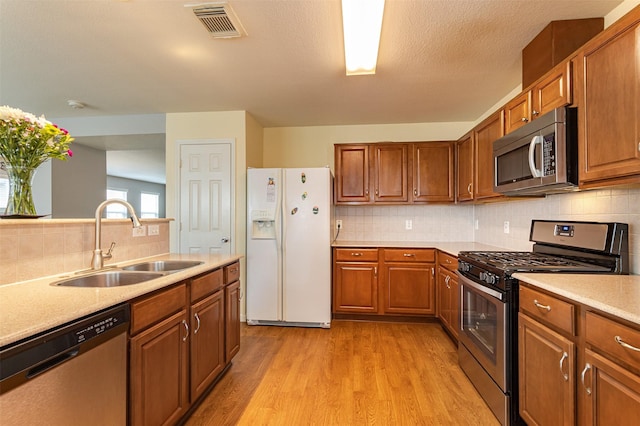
[474,110,504,200]
[575,6,640,187]
[190,289,225,400]
[505,61,571,135]
[519,280,640,425]
[436,251,459,340]
[381,248,435,315]
[224,261,241,362]
[129,262,240,426]
[518,312,576,426]
[372,143,410,203]
[335,144,371,203]
[456,132,474,202]
[333,248,379,313]
[335,142,454,205]
[412,142,455,202]
[130,283,190,426]
[582,310,640,424]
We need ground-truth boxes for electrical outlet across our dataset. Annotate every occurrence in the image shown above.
[132,226,146,237]
[336,220,342,229]
[148,224,160,236]
[503,221,510,234]
[405,219,412,230]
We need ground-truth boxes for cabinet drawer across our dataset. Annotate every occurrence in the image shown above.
[438,251,458,271]
[224,261,240,284]
[586,311,640,371]
[520,285,576,335]
[131,283,188,335]
[191,268,223,303]
[383,248,435,263]
[335,248,379,262]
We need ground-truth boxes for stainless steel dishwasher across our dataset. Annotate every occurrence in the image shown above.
[0,303,129,425]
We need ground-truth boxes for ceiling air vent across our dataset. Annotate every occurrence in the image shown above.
[187,2,246,38]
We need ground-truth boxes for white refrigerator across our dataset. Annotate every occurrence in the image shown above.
[246,167,333,328]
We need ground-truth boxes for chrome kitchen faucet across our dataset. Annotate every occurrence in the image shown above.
[91,199,142,270]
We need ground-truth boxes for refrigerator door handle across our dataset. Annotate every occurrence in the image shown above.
[275,170,284,321]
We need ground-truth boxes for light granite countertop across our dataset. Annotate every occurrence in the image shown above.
[332,240,507,256]
[0,253,242,348]
[513,273,640,326]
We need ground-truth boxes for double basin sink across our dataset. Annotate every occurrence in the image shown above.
[52,260,204,288]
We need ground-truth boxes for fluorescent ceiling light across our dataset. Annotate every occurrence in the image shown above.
[341,0,385,76]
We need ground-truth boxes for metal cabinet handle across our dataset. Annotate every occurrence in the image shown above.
[467,183,472,194]
[533,299,551,312]
[445,275,451,289]
[375,189,379,196]
[532,110,539,116]
[581,363,592,395]
[365,189,369,196]
[374,266,377,277]
[414,189,418,196]
[559,352,569,381]
[181,320,189,342]
[521,117,529,122]
[403,253,415,257]
[615,336,640,352]
[193,313,201,334]
[351,252,363,257]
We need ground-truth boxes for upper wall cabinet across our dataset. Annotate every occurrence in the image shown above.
[413,142,455,203]
[335,142,454,205]
[456,110,504,202]
[574,5,640,187]
[335,144,371,203]
[505,61,572,134]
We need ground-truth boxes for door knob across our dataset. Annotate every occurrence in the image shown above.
[221,237,230,243]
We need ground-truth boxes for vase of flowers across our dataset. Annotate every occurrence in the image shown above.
[0,105,73,216]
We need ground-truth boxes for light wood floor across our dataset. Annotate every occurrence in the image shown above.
[185,321,500,426]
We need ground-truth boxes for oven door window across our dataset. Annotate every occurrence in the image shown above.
[461,285,499,363]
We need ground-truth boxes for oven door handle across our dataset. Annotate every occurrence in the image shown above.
[458,272,504,301]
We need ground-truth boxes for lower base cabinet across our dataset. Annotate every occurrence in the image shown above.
[129,261,241,426]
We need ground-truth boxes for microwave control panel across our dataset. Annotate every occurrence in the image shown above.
[543,134,556,176]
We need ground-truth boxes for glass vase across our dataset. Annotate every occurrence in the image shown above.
[4,164,38,216]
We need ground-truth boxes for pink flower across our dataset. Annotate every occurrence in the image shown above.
[67,149,73,157]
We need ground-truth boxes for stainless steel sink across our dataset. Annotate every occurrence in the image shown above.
[52,271,165,288]
[121,260,204,272]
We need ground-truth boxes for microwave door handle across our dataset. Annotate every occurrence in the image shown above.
[528,135,544,178]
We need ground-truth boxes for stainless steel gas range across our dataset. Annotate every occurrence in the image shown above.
[457,220,629,426]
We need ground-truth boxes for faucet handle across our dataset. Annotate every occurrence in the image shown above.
[104,241,116,259]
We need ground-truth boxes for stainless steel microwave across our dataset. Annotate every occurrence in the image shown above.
[493,107,578,196]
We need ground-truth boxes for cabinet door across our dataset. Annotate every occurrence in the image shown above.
[456,132,474,202]
[449,273,459,340]
[579,18,640,185]
[372,144,409,203]
[437,267,451,326]
[531,61,571,118]
[412,142,455,203]
[383,263,435,315]
[518,313,575,426]
[333,262,378,313]
[225,280,241,362]
[335,144,371,203]
[130,310,190,426]
[190,289,225,401]
[474,110,504,200]
[505,91,532,134]
[582,349,640,425]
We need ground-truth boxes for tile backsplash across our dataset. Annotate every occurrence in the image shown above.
[335,186,640,274]
[0,219,170,285]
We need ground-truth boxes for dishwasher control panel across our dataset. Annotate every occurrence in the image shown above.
[75,308,129,343]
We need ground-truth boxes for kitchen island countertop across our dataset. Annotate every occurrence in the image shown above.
[513,273,640,326]
[0,253,242,348]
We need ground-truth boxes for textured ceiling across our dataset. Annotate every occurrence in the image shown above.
[0,0,625,128]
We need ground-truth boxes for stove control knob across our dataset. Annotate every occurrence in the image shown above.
[480,272,496,285]
[459,261,471,272]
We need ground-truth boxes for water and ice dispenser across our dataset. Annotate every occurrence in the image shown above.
[251,209,276,239]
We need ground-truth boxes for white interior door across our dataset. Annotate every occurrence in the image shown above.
[179,143,232,255]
